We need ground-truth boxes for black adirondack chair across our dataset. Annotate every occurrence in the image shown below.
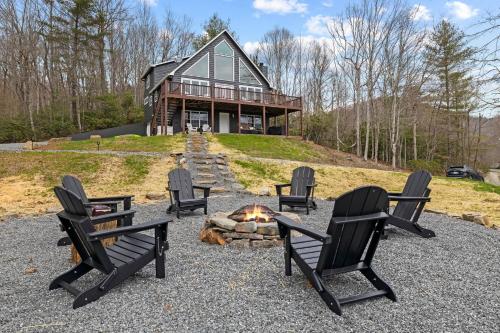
[387,170,435,238]
[57,175,135,246]
[275,166,317,215]
[166,168,210,218]
[276,186,396,315]
[51,186,171,309]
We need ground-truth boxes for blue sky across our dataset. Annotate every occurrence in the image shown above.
[138,0,498,53]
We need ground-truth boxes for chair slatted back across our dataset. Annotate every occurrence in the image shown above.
[317,186,388,274]
[168,168,195,201]
[393,170,432,221]
[54,186,114,272]
[61,175,89,203]
[290,166,315,196]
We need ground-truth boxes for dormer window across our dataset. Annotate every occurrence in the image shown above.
[215,40,234,81]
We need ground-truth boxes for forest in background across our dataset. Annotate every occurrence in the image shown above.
[0,0,499,170]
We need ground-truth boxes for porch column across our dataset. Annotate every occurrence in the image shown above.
[211,100,215,133]
[181,99,186,133]
[160,84,164,135]
[164,84,168,135]
[300,108,303,139]
[262,106,266,135]
[238,103,241,134]
[285,108,288,136]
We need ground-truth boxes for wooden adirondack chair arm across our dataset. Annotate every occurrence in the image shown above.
[89,195,134,202]
[388,195,431,202]
[84,200,121,207]
[275,183,291,196]
[90,210,136,224]
[193,185,211,198]
[388,192,402,196]
[275,215,331,243]
[331,212,389,224]
[88,218,172,240]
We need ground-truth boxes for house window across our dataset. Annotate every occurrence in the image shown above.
[185,111,209,129]
[182,78,209,97]
[240,114,262,131]
[239,86,263,102]
[239,59,260,85]
[183,53,209,78]
[215,40,234,81]
[215,83,234,100]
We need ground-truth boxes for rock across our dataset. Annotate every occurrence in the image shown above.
[216,158,226,165]
[196,179,217,185]
[258,187,271,196]
[250,239,282,248]
[217,165,225,170]
[263,235,281,240]
[179,157,187,165]
[210,214,237,230]
[210,187,226,193]
[256,222,279,236]
[146,193,166,200]
[279,212,302,237]
[235,221,257,233]
[462,212,493,228]
[231,183,245,190]
[222,232,263,240]
[197,173,216,178]
[199,228,225,245]
[24,266,38,275]
[90,135,101,140]
[228,239,250,249]
[45,206,60,214]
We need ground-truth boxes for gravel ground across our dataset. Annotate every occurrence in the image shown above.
[1,195,499,332]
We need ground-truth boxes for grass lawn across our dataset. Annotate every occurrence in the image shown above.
[44,134,186,153]
[229,158,500,227]
[0,151,176,217]
[210,134,328,162]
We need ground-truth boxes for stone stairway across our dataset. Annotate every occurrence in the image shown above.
[183,133,245,194]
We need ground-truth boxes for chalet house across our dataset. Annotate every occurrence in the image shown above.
[141,30,302,136]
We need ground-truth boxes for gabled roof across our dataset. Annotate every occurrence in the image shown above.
[140,57,190,80]
[148,30,272,94]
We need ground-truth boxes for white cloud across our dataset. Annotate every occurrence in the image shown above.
[322,0,333,7]
[445,1,479,20]
[305,15,336,36]
[411,4,432,21]
[253,0,308,15]
[243,41,261,55]
[140,0,157,6]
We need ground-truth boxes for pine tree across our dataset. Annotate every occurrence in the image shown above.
[425,20,476,163]
[192,13,235,50]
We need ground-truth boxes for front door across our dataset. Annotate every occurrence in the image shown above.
[219,112,230,133]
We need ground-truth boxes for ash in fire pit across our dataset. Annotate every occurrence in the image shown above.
[200,204,302,248]
[228,204,278,223]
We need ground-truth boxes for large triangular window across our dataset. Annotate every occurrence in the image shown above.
[215,40,234,57]
[215,40,234,81]
[183,53,209,78]
[239,59,260,85]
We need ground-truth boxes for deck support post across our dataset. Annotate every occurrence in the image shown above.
[285,108,288,136]
[211,100,215,133]
[181,99,186,133]
[160,84,164,135]
[300,108,303,139]
[164,84,168,135]
[263,106,266,135]
[238,104,241,134]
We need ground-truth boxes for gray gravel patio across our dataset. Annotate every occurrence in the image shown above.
[1,194,499,332]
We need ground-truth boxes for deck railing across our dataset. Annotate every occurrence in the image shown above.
[166,81,302,108]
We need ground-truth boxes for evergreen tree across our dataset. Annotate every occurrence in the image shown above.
[425,20,476,163]
[192,13,235,50]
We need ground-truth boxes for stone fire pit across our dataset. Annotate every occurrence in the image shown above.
[200,204,301,248]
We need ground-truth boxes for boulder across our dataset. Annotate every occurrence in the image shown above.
[258,187,271,196]
[235,221,257,233]
[256,222,279,236]
[146,193,166,200]
[279,212,302,237]
[462,212,493,228]
[210,214,237,230]
[222,232,263,240]
[210,186,226,193]
[228,239,250,249]
[216,158,226,165]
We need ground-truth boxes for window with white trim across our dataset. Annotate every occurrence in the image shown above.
[215,83,234,100]
[182,78,209,97]
[215,40,234,81]
[183,53,209,78]
[239,59,260,85]
[239,86,262,102]
[240,114,262,131]
[185,111,209,129]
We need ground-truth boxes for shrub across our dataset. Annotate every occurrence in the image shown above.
[407,159,445,175]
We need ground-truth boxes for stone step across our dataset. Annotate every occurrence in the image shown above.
[197,173,216,178]
[195,179,217,185]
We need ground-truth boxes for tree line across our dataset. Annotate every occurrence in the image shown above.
[0,0,498,170]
